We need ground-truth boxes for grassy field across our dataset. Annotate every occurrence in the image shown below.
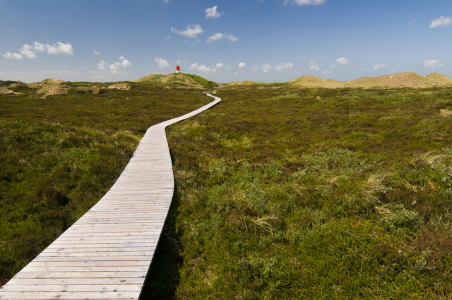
[0,80,211,286]
[143,85,452,299]
[2,77,452,299]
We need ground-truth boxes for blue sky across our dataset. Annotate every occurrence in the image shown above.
[1,0,451,83]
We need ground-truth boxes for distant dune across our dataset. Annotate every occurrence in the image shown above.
[288,72,452,89]
[4,72,452,91]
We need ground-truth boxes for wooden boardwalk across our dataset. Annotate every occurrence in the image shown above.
[0,94,221,300]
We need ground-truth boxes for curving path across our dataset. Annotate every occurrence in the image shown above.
[0,94,221,300]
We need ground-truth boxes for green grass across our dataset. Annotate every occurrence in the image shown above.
[3,80,452,298]
[0,81,211,285]
[141,85,452,299]
[178,73,218,87]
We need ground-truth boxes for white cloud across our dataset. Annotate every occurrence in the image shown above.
[249,65,260,74]
[119,56,131,67]
[262,63,272,72]
[190,63,211,73]
[20,44,36,58]
[207,33,238,43]
[205,6,223,18]
[5,41,73,60]
[374,64,387,70]
[163,0,169,4]
[98,60,109,70]
[423,60,445,70]
[283,0,325,5]
[97,56,131,73]
[33,42,74,55]
[330,64,336,69]
[323,70,331,74]
[165,36,171,39]
[336,57,349,65]
[239,62,246,68]
[3,52,23,59]
[171,24,204,38]
[155,58,170,68]
[430,16,452,29]
[275,62,293,71]
[110,64,118,71]
[309,59,320,71]
[93,51,101,55]
[216,63,224,68]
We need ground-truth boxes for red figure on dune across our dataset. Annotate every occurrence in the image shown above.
[176,64,180,72]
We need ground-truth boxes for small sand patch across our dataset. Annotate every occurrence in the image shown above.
[440,109,452,117]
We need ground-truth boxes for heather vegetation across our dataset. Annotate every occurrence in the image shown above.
[2,75,452,299]
[143,84,452,299]
[0,80,210,285]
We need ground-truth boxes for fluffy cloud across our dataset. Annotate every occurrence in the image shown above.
[3,52,23,59]
[309,59,320,71]
[275,62,293,71]
[155,58,170,68]
[110,64,118,74]
[207,33,238,43]
[98,60,109,70]
[205,6,223,18]
[283,0,325,5]
[262,63,272,72]
[336,57,349,65]
[171,24,204,38]
[423,60,445,69]
[216,63,224,68]
[20,44,36,58]
[239,62,246,68]
[33,42,74,55]
[249,65,260,74]
[98,56,132,73]
[430,16,452,29]
[119,56,131,67]
[190,63,211,73]
[93,51,101,56]
[374,64,387,70]
[5,42,73,60]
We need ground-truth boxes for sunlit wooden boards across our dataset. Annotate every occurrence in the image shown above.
[0,95,220,300]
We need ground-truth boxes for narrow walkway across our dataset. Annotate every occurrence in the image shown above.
[0,94,221,300]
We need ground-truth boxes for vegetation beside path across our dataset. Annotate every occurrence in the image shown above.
[0,81,211,286]
[3,75,452,298]
[144,85,452,299]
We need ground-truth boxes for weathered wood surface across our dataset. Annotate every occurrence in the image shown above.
[0,94,220,300]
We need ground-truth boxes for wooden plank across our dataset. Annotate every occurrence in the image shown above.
[37,252,155,258]
[32,255,154,262]
[14,271,148,279]
[43,247,155,253]
[61,232,161,237]
[26,261,150,267]
[0,291,139,299]
[3,278,145,285]
[46,243,156,248]
[55,238,158,242]
[19,266,149,272]
[0,285,143,292]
